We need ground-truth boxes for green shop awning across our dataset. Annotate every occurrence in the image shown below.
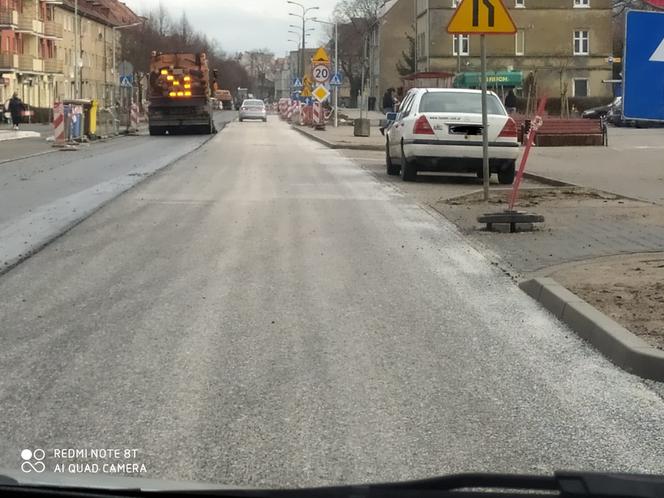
[454,71,523,88]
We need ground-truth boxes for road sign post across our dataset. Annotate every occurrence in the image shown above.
[448,0,517,202]
[623,10,664,122]
[480,35,490,202]
[311,47,332,130]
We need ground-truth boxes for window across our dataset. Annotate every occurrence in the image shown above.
[515,0,525,7]
[453,35,469,56]
[573,78,588,97]
[573,30,589,55]
[515,29,525,55]
[418,91,506,115]
[574,0,589,7]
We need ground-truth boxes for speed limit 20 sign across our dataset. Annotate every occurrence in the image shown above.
[313,64,330,83]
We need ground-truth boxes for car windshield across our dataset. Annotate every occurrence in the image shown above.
[418,92,506,115]
[1,0,663,493]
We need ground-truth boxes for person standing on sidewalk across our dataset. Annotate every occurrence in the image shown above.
[504,89,517,115]
[382,88,395,114]
[8,93,24,130]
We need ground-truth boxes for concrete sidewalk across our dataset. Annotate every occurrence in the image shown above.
[292,123,385,151]
[528,127,664,204]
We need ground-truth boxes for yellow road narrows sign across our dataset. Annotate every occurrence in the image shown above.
[447,0,517,35]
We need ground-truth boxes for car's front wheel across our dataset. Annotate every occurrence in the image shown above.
[400,144,417,182]
[386,140,400,176]
[498,161,516,185]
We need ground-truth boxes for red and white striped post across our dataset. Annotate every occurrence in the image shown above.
[52,102,66,147]
[130,103,139,134]
[312,101,325,130]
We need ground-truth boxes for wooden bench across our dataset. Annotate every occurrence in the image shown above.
[533,118,607,147]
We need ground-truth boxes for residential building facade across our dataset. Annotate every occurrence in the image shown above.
[414,0,614,98]
[56,0,139,106]
[1,0,137,111]
[1,0,63,109]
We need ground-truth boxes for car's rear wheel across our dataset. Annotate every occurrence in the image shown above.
[400,144,417,182]
[386,140,399,176]
[498,161,516,185]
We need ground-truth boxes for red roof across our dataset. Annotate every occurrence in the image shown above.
[61,0,140,27]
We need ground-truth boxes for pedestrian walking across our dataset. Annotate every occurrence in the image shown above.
[504,89,517,115]
[8,92,24,130]
[382,87,395,114]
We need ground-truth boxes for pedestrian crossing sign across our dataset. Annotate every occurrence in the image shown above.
[120,75,133,87]
[447,0,516,35]
[293,78,303,88]
[330,73,342,86]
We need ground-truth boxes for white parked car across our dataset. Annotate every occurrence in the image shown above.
[385,88,520,184]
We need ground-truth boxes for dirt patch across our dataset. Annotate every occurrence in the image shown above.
[551,253,664,351]
[445,187,621,207]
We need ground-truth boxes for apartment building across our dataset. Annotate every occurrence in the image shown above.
[57,0,139,106]
[414,0,614,97]
[0,0,138,111]
[1,0,63,108]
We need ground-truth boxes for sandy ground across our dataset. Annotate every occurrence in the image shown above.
[551,253,664,351]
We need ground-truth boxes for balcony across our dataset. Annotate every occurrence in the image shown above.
[43,58,63,73]
[0,9,18,27]
[17,15,36,33]
[43,20,63,38]
[0,53,18,70]
[18,54,38,72]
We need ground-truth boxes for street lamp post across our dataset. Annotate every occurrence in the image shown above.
[312,17,338,127]
[287,1,319,80]
[288,30,311,79]
[74,0,78,98]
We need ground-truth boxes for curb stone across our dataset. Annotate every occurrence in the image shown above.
[291,125,384,151]
[521,277,664,381]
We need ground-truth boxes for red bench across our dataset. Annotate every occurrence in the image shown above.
[533,118,607,146]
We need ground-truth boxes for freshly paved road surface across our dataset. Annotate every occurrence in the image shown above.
[0,111,235,270]
[1,118,663,488]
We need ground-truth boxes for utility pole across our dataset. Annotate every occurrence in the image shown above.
[74,0,79,98]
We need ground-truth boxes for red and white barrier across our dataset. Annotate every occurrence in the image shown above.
[130,103,140,131]
[52,102,65,146]
[312,101,325,130]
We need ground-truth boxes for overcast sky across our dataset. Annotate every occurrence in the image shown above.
[123,0,337,57]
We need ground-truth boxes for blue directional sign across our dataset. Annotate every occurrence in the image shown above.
[293,78,303,89]
[119,75,133,88]
[330,73,343,86]
[623,10,664,122]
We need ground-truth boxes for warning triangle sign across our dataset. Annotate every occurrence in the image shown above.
[447,0,516,35]
[311,47,330,63]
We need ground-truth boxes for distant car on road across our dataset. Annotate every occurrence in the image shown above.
[238,99,267,122]
[384,88,519,184]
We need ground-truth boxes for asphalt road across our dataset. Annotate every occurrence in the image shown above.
[1,118,663,488]
[0,111,235,271]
